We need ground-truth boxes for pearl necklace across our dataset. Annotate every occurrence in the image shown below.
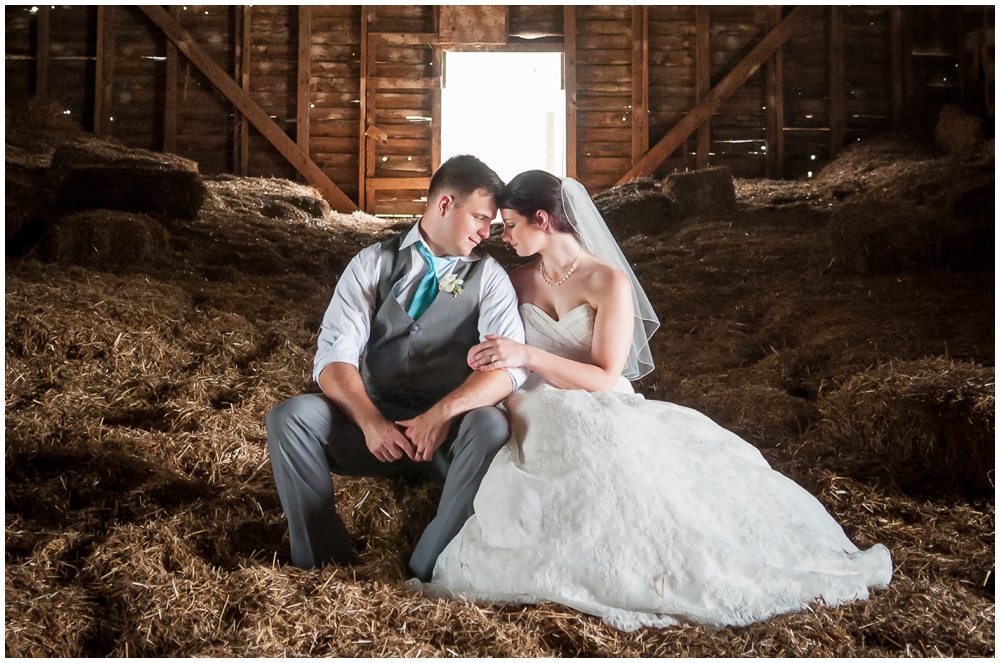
[539,249,582,287]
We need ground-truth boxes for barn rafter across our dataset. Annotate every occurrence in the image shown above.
[6,5,991,212]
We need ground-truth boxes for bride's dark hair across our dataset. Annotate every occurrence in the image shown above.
[497,170,580,241]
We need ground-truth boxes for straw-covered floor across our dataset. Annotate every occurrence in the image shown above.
[5,117,995,655]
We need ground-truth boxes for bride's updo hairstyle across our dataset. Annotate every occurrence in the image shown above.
[497,170,581,243]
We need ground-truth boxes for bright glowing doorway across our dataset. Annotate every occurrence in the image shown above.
[441,52,566,184]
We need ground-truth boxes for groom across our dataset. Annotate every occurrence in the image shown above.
[266,155,526,581]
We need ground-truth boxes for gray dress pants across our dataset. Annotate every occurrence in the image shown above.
[266,393,509,581]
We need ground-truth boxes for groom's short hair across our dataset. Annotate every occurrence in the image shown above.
[427,155,504,206]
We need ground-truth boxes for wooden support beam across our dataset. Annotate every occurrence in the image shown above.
[564,5,577,179]
[631,6,649,165]
[233,6,250,175]
[765,5,785,179]
[431,48,442,172]
[297,5,311,156]
[239,6,251,175]
[139,5,357,211]
[617,5,814,185]
[93,5,115,135]
[890,7,904,125]
[429,4,441,173]
[36,5,51,97]
[164,6,179,153]
[694,6,711,170]
[359,6,370,209]
[828,6,846,157]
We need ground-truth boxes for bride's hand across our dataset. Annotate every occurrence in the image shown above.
[468,334,530,371]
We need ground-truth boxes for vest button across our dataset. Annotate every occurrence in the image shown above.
[407,350,415,357]
[411,325,419,333]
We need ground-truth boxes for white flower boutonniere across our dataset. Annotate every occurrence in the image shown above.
[438,274,464,297]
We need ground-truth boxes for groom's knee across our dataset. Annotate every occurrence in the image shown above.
[266,394,331,453]
[454,406,509,460]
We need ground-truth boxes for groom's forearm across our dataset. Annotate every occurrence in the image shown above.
[431,369,513,422]
[318,362,386,431]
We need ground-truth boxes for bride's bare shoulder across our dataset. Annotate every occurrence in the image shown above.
[581,257,630,292]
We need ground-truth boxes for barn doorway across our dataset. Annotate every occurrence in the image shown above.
[441,51,566,184]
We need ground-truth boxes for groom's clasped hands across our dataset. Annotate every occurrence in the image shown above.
[364,406,453,464]
[367,332,527,464]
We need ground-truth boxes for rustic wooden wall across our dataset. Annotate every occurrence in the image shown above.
[6,5,991,213]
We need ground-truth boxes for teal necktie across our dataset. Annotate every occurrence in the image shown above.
[407,242,451,320]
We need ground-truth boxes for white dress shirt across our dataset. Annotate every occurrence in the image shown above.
[313,222,528,392]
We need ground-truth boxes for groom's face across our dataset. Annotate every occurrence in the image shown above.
[428,189,497,256]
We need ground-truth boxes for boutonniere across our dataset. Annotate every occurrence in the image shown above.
[438,274,464,297]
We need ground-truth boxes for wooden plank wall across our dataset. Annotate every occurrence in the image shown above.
[5,5,987,209]
[781,7,829,179]
[311,6,362,204]
[508,5,562,39]
[101,7,162,152]
[575,5,634,192]
[703,6,771,178]
[647,7,697,175]
[173,6,235,176]
[366,5,437,215]
[5,6,97,129]
[245,5,298,180]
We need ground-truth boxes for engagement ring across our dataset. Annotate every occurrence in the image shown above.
[491,355,497,363]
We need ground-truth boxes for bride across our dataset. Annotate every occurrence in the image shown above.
[415,170,893,632]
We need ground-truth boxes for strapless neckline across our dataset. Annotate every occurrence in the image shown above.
[519,302,592,324]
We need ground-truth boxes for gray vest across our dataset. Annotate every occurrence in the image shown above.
[360,232,485,410]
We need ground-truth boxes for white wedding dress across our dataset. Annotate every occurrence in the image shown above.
[424,303,892,631]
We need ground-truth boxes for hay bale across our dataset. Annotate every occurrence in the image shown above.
[38,209,170,269]
[662,167,737,219]
[6,162,57,254]
[829,201,993,275]
[817,358,994,493]
[592,178,678,241]
[934,104,984,157]
[204,176,332,221]
[49,141,207,219]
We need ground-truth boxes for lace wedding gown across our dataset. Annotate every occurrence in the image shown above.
[424,303,892,631]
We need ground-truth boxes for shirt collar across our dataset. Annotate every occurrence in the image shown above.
[399,221,480,262]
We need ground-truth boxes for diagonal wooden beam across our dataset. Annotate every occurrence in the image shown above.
[139,5,357,212]
[616,5,815,185]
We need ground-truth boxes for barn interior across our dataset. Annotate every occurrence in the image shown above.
[4,5,995,657]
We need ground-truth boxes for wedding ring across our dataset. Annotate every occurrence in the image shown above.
[491,355,497,363]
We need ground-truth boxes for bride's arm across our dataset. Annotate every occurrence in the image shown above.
[471,268,634,392]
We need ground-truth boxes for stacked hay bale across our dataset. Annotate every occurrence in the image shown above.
[829,202,946,275]
[829,200,994,275]
[817,358,994,493]
[592,178,676,242]
[593,167,739,242]
[662,166,738,218]
[6,153,55,252]
[49,141,207,219]
[38,210,170,269]
[935,104,985,157]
